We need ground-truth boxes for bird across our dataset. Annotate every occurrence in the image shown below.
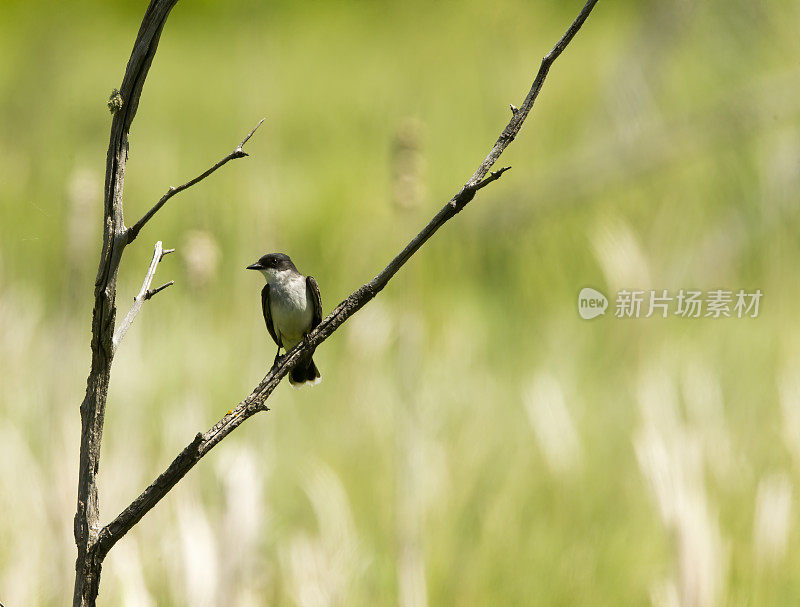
[246,252,323,387]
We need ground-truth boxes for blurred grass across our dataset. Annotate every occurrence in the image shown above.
[2,0,800,605]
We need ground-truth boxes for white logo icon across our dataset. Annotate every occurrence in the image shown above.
[578,287,608,319]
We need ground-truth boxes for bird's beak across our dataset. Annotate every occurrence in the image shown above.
[246,262,262,270]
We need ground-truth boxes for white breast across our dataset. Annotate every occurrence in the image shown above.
[268,272,313,349]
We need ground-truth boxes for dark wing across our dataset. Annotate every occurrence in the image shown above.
[261,284,281,347]
[306,276,323,330]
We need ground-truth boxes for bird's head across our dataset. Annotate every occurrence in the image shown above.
[246,252,297,282]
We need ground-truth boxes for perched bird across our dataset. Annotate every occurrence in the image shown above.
[246,253,323,387]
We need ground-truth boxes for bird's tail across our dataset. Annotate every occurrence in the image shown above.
[289,352,321,388]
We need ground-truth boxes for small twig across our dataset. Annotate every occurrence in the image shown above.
[473,166,511,192]
[449,166,512,210]
[112,241,173,353]
[145,281,174,300]
[236,118,265,150]
[125,118,265,244]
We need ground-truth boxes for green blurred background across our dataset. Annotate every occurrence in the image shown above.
[2,0,800,605]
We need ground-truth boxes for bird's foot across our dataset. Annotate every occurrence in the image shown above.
[273,353,286,366]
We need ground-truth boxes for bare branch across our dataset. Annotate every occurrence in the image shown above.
[237,118,265,149]
[466,0,599,188]
[146,281,174,300]
[472,166,512,193]
[113,241,173,354]
[74,2,180,604]
[96,0,600,559]
[125,118,265,244]
[74,1,265,602]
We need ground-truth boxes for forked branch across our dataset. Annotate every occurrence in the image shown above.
[94,0,600,560]
[113,241,174,354]
[72,2,265,604]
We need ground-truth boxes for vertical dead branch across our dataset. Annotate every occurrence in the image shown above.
[73,3,179,605]
[73,2,260,604]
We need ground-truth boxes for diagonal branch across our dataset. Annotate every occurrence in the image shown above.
[466,0,599,188]
[113,241,174,354]
[95,0,600,559]
[125,118,265,244]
